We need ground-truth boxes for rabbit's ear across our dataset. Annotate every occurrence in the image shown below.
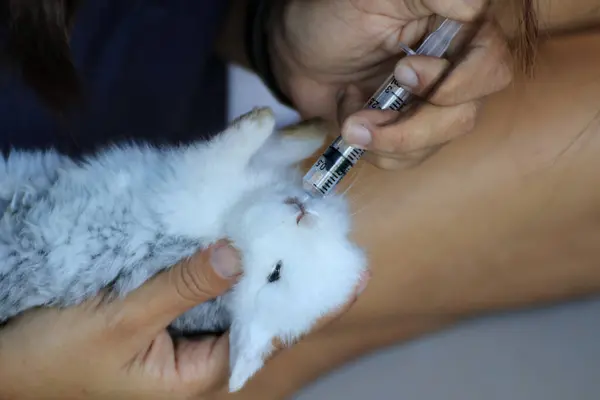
[210,107,276,169]
[228,319,276,392]
[252,118,328,168]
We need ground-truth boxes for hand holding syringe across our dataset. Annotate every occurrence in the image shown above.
[302,19,464,199]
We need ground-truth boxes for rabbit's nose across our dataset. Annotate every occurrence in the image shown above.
[284,197,307,225]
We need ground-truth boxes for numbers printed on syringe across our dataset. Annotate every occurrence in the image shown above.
[384,78,400,93]
[366,98,381,109]
[315,158,327,171]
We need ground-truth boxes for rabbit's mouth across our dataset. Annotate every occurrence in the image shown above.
[284,197,306,224]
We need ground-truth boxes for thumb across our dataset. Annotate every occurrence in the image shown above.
[110,240,242,341]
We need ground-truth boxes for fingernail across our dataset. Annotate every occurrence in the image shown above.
[210,242,242,278]
[394,63,419,90]
[343,121,372,147]
[357,270,371,295]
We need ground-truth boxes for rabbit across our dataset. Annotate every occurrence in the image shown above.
[0,107,368,392]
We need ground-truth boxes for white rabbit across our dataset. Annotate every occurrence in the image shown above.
[0,107,367,391]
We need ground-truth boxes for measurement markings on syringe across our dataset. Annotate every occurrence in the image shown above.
[311,147,356,194]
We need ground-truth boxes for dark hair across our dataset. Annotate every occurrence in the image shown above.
[0,0,82,115]
[510,0,539,76]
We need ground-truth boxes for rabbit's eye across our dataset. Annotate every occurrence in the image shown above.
[267,261,282,283]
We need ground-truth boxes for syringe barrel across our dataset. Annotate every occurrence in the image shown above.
[366,73,413,111]
[302,73,412,198]
[302,137,365,197]
[302,18,463,198]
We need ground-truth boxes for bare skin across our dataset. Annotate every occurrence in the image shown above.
[1,1,599,399]
[210,26,600,400]
[0,241,363,400]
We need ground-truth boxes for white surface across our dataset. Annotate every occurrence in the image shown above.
[227,64,600,400]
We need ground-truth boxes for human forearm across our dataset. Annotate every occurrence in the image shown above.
[210,317,453,399]
[210,31,600,400]
[338,31,600,323]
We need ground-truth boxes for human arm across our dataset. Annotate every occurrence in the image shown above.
[0,241,364,399]
[211,29,600,399]
[0,242,242,400]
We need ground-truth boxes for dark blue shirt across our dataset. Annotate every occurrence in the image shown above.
[0,0,229,156]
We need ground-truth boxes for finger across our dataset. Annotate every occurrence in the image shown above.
[342,100,479,153]
[393,55,449,97]
[394,22,512,107]
[339,101,398,148]
[174,333,231,394]
[107,241,242,342]
[134,331,231,395]
[432,21,513,106]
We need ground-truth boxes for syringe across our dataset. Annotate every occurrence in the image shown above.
[302,18,463,199]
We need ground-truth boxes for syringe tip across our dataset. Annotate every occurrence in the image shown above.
[300,188,318,203]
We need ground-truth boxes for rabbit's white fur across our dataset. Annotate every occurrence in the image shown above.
[0,107,367,391]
